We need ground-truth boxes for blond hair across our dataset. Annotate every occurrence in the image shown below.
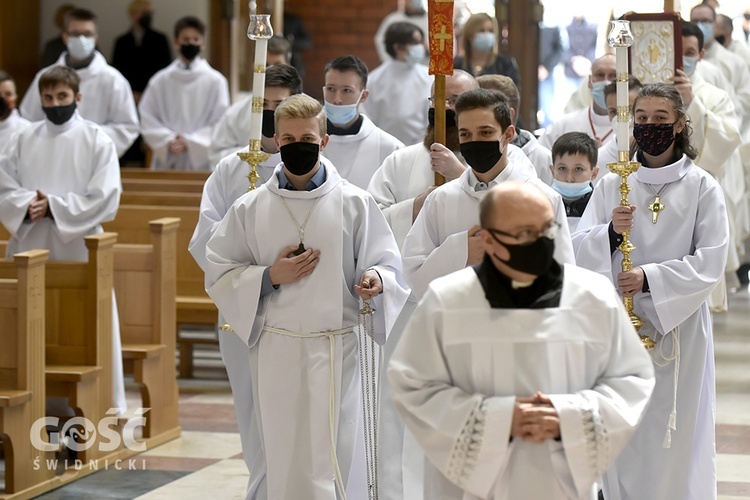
[274,93,326,136]
[460,13,499,66]
[477,74,519,113]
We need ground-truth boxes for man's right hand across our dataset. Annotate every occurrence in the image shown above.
[612,205,636,234]
[268,245,320,286]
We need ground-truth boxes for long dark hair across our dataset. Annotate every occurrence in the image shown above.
[633,83,698,160]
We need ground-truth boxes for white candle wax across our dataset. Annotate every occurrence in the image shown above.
[249,39,268,143]
[615,47,630,154]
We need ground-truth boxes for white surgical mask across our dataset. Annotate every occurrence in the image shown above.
[473,32,496,53]
[697,22,714,42]
[324,92,363,126]
[591,80,609,110]
[67,35,96,60]
[551,179,593,199]
[406,43,426,64]
[682,55,698,77]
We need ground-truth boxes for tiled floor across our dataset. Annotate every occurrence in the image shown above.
[15,288,750,499]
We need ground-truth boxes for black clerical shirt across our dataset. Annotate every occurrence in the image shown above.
[472,254,563,309]
[326,115,364,136]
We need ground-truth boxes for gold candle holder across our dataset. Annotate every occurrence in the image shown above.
[238,139,271,191]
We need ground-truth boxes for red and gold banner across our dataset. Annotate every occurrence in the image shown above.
[428,0,454,76]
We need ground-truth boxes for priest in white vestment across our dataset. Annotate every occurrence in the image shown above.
[361,22,432,147]
[373,1,429,64]
[208,63,302,167]
[0,72,31,153]
[203,95,409,500]
[477,74,554,185]
[323,55,404,189]
[0,66,126,412]
[540,54,617,150]
[139,16,229,170]
[389,181,655,500]
[19,9,139,158]
[573,84,729,500]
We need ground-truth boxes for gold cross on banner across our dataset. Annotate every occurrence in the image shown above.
[433,25,451,52]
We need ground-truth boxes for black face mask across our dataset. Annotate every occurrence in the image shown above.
[262,109,275,138]
[0,97,9,120]
[745,13,750,21]
[138,13,152,30]
[180,43,200,61]
[714,34,726,46]
[280,142,320,176]
[490,232,555,276]
[428,107,457,128]
[42,101,77,125]
[459,140,503,173]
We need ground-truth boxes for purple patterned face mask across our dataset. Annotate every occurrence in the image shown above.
[633,122,675,156]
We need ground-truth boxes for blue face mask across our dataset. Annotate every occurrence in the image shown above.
[682,55,698,77]
[697,22,714,42]
[551,179,593,199]
[324,92,362,126]
[406,43,426,64]
[591,80,609,109]
[473,32,496,53]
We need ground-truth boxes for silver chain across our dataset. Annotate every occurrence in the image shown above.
[358,299,379,500]
[278,196,321,244]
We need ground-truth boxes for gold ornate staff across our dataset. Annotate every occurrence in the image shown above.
[607,20,655,349]
[237,10,272,191]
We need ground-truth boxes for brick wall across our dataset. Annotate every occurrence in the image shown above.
[286,0,398,99]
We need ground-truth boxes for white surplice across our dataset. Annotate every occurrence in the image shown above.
[324,115,404,189]
[19,51,139,157]
[517,129,553,185]
[360,60,432,147]
[208,94,253,167]
[539,106,612,151]
[573,156,729,500]
[139,58,230,170]
[388,265,655,500]
[0,112,126,412]
[0,110,31,154]
[367,142,536,249]
[403,164,575,299]
[204,162,409,500]
[701,42,750,135]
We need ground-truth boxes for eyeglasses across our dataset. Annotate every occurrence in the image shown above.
[486,221,561,246]
[427,96,459,107]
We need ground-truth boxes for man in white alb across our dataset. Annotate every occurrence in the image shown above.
[389,181,655,500]
[0,71,31,153]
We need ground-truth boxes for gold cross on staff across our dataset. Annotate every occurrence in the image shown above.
[433,25,451,52]
[648,196,665,223]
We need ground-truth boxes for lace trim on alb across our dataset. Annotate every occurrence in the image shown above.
[577,394,610,478]
[447,399,487,487]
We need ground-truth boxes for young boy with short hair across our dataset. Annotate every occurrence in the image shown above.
[549,131,599,232]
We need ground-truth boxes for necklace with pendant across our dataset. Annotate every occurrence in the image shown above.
[279,196,321,255]
[643,182,671,223]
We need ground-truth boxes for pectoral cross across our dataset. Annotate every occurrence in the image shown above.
[293,242,306,256]
[648,196,665,223]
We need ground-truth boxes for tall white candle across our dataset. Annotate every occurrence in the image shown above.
[249,39,268,143]
[616,46,629,153]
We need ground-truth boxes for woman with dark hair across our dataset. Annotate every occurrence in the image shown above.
[453,13,520,88]
[574,82,729,500]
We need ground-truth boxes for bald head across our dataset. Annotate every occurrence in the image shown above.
[590,54,617,83]
[479,182,553,230]
[432,69,479,106]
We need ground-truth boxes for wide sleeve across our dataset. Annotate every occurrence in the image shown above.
[546,185,576,265]
[352,194,410,345]
[204,198,267,347]
[0,140,38,237]
[546,287,654,497]
[45,131,122,244]
[189,167,226,272]
[639,178,729,334]
[100,72,140,157]
[688,90,741,176]
[571,182,616,277]
[18,71,45,122]
[182,74,230,170]
[402,190,468,299]
[366,153,417,249]
[139,78,176,166]
[388,290,516,498]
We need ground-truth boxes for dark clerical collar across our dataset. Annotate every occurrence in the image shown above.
[327,115,364,136]
[66,53,95,70]
[473,254,563,309]
[562,188,593,218]
[511,130,530,149]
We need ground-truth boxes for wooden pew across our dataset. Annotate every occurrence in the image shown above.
[0,234,117,464]
[113,218,181,444]
[120,168,210,183]
[122,178,205,194]
[102,206,218,378]
[121,191,202,207]
[0,250,53,495]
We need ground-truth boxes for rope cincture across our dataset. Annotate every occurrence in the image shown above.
[652,327,680,449]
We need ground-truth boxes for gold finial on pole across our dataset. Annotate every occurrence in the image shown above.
[607,20,655,349]
[238,10,273,191]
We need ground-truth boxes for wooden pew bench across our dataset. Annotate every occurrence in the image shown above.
[120,191,202,207]
[122,178,205,194]
[120,168,210,183]
[0,250,53,495]
[113,218,180,444]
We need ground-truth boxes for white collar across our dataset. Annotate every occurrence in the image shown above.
[632,153,692,184]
